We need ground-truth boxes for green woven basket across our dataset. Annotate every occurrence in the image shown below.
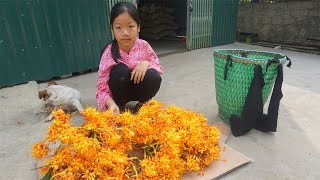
[214,49,287,124]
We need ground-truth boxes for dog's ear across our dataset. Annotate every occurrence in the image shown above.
[38,90,50,101]
[38,90,45,99]
[47,80,58,87]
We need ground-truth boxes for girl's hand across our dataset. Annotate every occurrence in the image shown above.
[131,60,150,84]
[105,99,120,115]
[108,103,120,115]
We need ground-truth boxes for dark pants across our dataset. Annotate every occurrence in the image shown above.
[108,64,162,106]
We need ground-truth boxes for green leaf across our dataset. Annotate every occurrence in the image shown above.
[41,167,53,180]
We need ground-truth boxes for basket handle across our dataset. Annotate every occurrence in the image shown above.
[224,55,233,80]
[265,56,292,75]
[265,57,280,74]
[286,56,292,68]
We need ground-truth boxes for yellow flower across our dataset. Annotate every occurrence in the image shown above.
[32,141,49,158]
[32,100,220,179]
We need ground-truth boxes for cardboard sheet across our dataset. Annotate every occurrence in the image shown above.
[213,121,231,143]
[182,142,251,180]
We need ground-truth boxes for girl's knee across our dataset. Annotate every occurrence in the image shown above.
[143,69,162,92]
[145,69,162,83]
[111,63,130,73]
[110,64,131,81]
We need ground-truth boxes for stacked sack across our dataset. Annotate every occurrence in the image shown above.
[139,3,178,40]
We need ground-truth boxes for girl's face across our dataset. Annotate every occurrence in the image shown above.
[112,12,140,52]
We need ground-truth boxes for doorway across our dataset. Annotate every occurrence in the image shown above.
[136,0,188,56]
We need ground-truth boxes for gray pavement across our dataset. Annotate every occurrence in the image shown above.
[0,42,319,179]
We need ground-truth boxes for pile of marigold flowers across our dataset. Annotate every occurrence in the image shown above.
[32,100,220,179]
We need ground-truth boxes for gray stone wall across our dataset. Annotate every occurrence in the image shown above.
[237,1,320,45]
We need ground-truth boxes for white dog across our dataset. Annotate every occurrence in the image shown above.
[34,81,84,122]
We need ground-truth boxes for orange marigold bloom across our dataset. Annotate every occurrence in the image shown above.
[32,100,220,179]
[32,141,49,158]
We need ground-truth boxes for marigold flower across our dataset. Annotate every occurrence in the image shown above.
[32,141,49,158]
[32,100,220,179]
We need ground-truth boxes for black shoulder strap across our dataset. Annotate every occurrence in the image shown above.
[230,63,285,136]
[256,64,283,132]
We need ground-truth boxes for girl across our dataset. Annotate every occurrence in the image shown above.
[96,2,163,114]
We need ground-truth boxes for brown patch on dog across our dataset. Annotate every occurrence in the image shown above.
[38,90,50,101]
[47,80,58,87]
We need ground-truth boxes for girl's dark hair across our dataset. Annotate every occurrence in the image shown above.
[100,2,140,63]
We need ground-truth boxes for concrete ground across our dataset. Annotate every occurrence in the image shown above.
[0,42,319,180]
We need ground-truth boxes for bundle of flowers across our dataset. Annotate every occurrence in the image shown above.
[32,100,220,179]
